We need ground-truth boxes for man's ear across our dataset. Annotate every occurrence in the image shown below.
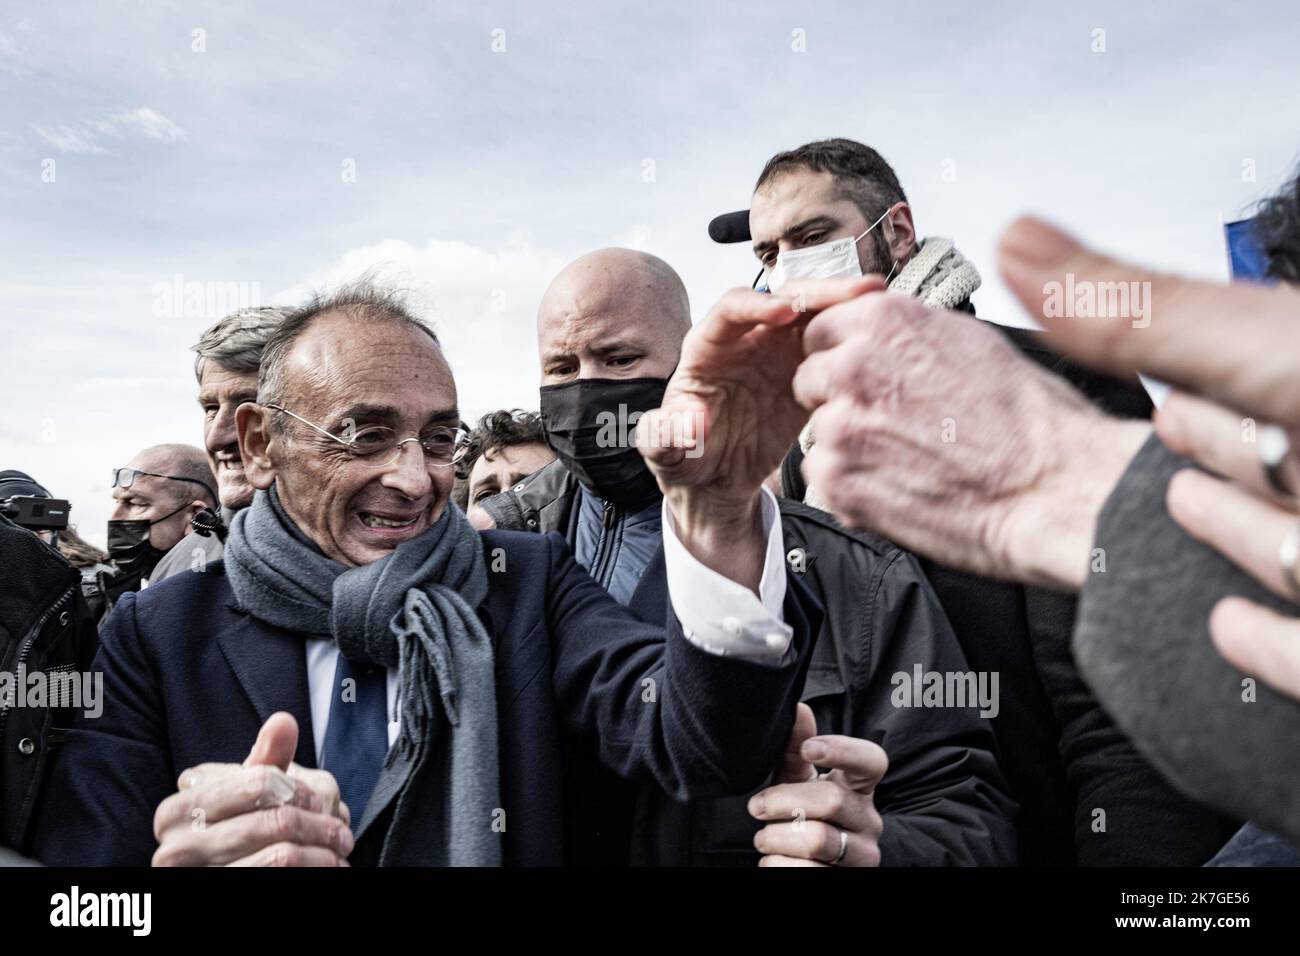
[236,402,277,490]
[886,202,917,262]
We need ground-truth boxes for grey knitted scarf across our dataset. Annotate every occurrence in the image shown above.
[223,484,501,866]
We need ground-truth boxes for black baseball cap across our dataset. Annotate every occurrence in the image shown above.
[707,209,752,244]
[0,470,51,500]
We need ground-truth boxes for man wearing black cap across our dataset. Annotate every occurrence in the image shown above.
[0,470,63,549]
[707,137,1228,866]
[0,469,99,855]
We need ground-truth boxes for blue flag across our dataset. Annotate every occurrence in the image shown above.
[1224,217,1270,281]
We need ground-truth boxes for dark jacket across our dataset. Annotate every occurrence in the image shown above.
[33,530,819,867]
[784,316,1231,864]
[0,515,99,854]
[483,464,1019,865]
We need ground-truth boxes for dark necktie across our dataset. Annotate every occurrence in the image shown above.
[319,652,389,828]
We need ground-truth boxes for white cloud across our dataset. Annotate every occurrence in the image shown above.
[34,125,105,154]
[279,237,570,421]
[0,29,33,79]
[105,107,188,144]
[32,106,187,154]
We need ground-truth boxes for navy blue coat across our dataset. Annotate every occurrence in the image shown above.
[33,530,818,866]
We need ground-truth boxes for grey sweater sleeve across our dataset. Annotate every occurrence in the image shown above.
[1074,433,1300,844]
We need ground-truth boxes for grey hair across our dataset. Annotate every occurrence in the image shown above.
[192,306,293,383]
[257,279,441,413]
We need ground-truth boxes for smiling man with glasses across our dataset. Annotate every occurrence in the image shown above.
[266,405,469,469]
[263,402,470,540]
[37,279,829,868]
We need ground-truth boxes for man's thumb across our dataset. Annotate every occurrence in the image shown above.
[243,711,299,770]
[777,702,819,783]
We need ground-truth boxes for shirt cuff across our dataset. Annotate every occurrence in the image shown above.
[661,486,792,662]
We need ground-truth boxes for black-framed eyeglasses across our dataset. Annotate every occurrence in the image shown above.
[266,404,471,469]
[111,468,217,506]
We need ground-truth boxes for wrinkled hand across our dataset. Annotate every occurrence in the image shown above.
[997,217,1300,699]
[792,285,1146,590]
[153,712,353,867]
[638,276,881,588]
[748,703,887,867]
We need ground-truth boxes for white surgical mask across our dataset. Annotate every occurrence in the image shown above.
[766,207,896,293]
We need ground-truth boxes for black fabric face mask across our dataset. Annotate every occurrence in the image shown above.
[106,503,185,580]
[539,376,669,510]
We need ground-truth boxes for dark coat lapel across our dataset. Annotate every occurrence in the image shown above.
[216,606,317,768]
[626,544,668,624]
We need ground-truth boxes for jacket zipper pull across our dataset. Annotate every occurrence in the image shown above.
[602,500,616,529]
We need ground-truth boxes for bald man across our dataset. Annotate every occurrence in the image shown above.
[101,443,216,611]
[480,249,1016,867]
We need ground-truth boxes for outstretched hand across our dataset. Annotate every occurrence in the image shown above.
[639,277,882,591]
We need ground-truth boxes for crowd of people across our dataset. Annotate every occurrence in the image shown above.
[3,136,1299,867]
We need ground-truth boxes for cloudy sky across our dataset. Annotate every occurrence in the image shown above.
[2,0,1298,546]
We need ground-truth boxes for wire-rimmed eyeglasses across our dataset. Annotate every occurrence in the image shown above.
[266,404,471,469]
